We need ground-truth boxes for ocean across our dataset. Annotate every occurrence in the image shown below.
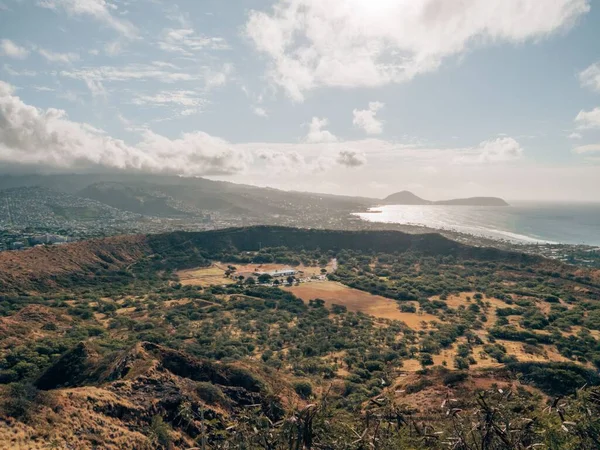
[354,202,600,246]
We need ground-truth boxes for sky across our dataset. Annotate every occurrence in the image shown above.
[0,0,599,201]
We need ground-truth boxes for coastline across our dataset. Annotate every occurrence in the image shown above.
[344,211,600,269]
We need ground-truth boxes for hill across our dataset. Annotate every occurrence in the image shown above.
[1,227,600,448]
[0,226,539,293]
[435,196,509,206]
[382,190,431,205]
[383,190,509,206]
[0,174,377,243]
[0,173,373,218]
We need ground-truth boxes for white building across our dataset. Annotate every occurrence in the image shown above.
[266,269,296,277]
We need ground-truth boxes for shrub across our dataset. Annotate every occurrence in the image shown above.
[400,303,417,313]
[293,381,313,400]
[507,362,600,396]
[149,415,172,449]
[419,353,434,367]
[196,382,227,406]
[405,378,433,394]
[454,357,469,370]
[443,371,468,386]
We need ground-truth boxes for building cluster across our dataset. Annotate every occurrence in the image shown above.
[259,269,297,278]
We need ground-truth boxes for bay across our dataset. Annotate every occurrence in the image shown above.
[354,202,600,246]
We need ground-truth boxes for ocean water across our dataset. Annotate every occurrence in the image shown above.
[354,202,600,246]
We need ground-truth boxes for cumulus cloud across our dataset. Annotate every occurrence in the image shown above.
[575,107,600,129]
[1,39,29,59]
[580,62,600,92]
[0,80,248,175]
[336,150,366,167]
[246,0,589,100]
[305,117,337,143]
[254,146,365,173]
[353,101,384,135]
[38,48,79,64]
[38,0,137,38]
[255,148,305,173]
[454,137,524,164]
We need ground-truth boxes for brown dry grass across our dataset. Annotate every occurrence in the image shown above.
[0,387,152,450]
[285,281,437,329]
[177,265,235,287]
[0,235,149,292]
[431,292,514,328]
[178,260,335,287]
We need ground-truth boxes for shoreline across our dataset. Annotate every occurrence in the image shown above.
[342,214,600,268]
[353,204,599,247]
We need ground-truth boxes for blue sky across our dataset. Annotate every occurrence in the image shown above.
[0,0,599,201]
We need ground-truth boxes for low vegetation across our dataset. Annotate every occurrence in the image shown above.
[1,226,599,448]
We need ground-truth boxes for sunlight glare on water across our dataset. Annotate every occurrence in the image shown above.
[354,203,600,246]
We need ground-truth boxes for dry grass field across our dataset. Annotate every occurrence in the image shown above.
[177,265,235,287]
[227,261,335,277]
[284,281,438,329]
[177,261,335,287]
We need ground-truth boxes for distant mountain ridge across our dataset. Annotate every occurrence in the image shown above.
[382,191,509,206]
[0,173,373,219]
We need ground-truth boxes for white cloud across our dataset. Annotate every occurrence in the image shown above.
[246,0,590,100]
[62,62,233,97]
[353,101,384,135]
[454,137,524,164]
[88,80,108,98]
[0,80,248,175]
[305,117,337,143]
[255,148,305,173]
[203,64,234,90]
[58,90,81,103]
[104,41,123,56]
[32,86,55,92]
[38,48,79,63]
[253,146,365,174]
[572,144,600,154]
[253,107,268,118]
[2,65,37,77]
[158,28,229,55]
[579,62,600,92]
[336,150,366,167]
[132,90,207,115]
[0,39,29,59]
[575,107,600,129]
[568,132,582,139]
[62,65,196,83]
[60,64,193,97]
[38,0,137,38]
